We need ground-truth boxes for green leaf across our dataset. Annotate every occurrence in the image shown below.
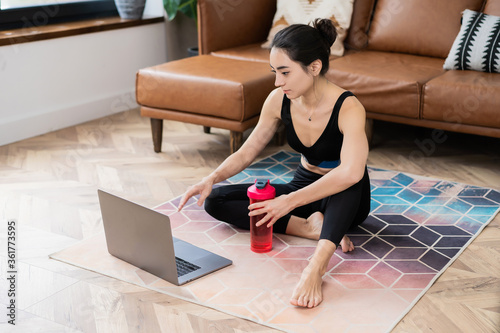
[178,0,197,21]
[163,0,181,21]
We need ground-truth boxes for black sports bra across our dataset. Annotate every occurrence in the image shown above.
[280,91,355,168]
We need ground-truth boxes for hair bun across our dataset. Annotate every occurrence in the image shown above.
[313,18,337,49]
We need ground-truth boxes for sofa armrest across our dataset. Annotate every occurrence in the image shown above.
[198,0,276,54]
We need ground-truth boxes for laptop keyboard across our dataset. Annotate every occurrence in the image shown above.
[175,256,201,277]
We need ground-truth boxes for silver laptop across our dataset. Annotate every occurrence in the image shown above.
[97,189,232,285]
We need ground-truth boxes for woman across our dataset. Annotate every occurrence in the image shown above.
[178,19,371,308]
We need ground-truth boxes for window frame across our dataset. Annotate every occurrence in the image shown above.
[0,1,119,30]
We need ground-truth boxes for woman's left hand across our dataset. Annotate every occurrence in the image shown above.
[248,195,294,228]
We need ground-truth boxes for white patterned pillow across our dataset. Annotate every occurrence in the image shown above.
[261,0,354,56]
[444,9,500,73]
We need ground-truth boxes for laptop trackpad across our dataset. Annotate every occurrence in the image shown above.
[173,237,211,262]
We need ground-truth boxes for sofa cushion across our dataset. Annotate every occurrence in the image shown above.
[367,0,484,58]
[327,51,444,118]
[136,55,275,122]
[484,0,500,15]
[345,0,376,51]
[211,43,271,63]
[443,10,500,73]
[198,0,276,54]
[423,70,500,129]
[261,0,354,56]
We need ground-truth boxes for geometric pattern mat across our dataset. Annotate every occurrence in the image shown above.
[50,151,500,333]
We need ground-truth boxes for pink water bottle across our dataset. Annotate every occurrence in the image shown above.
[247,179,276,253]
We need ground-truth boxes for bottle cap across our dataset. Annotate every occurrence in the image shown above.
[247,179,276,201]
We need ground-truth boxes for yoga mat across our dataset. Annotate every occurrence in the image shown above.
[50,151,500,333]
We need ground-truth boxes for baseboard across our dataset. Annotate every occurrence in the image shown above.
[0,90,138,146]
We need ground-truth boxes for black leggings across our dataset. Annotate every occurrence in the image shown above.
[204,164,371,246]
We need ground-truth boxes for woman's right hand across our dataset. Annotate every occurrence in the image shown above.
[177,178,214,211]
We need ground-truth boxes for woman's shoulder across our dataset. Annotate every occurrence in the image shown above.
[339,90,364,111]
[262,88,286,116]
[267,87,285,105]
[336,88,366,131]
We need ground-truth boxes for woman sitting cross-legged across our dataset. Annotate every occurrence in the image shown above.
[178,18,371,308]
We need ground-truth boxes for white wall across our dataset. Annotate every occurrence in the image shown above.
[0,0,168,146]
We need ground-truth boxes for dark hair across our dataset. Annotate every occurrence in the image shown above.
[271,18,337,76]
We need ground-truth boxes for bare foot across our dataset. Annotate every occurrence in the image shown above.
[339,235,354,253]
[290,264,324,308]
[286,212,323,240]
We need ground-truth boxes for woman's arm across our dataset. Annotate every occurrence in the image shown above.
[207,89,283,184]
[178,88,283,210]
[251,96,369,226]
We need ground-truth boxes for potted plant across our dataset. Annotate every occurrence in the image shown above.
[115,0,147,19]
[164,0,198,56]
[164,0,197,21]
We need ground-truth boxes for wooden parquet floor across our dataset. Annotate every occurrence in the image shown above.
[0,108,499,332]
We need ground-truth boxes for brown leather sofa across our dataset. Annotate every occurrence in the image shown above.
[137,0,500,155]
[197,0,500,139]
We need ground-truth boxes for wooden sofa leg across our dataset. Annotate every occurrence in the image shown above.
[230,131,243,154]
[203,126,211,134]
[150,118,163,153]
